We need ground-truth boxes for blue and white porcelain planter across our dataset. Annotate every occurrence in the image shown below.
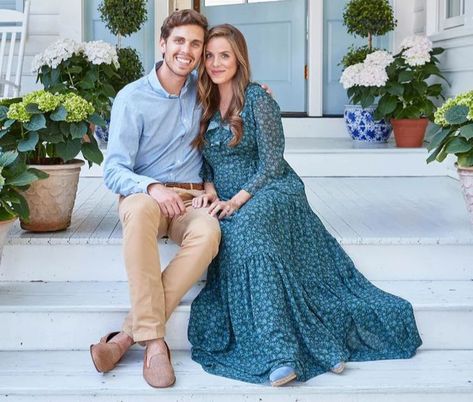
[94,119,110,148]
[344,105,392,142]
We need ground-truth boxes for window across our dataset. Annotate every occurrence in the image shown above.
[205,0,283,6]
[440,0,465,30]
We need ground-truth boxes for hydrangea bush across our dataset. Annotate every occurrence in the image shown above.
[32,39,120,119]
[0,150,46,221]
[341,35,447,120]
[0,90,104,167]
[427,90,473,167]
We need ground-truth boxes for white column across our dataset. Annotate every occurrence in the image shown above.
[58,0,83,41]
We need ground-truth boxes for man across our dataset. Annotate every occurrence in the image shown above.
[89,10,221,388]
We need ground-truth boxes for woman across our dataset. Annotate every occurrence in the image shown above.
[188,24,422,386]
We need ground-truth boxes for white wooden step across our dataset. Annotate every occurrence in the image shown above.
[0,280,471,351]
[81,137,449,178]
[1,177,471,282]
[284,138,448,177]
[0,349,471,401]
[282,117,347,138]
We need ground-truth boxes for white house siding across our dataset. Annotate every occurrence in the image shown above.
[20,0,83,94]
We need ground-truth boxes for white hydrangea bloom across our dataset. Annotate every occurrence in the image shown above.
[364,50,394,68]
[31,38,82,73]
[82,40,120,69]
[340,63,364,89]
[358,64,389,87]
[399,35,433,66]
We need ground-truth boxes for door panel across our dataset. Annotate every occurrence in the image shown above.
[202,0,306,113]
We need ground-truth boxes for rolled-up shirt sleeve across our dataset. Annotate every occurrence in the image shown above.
[103,92,158,196]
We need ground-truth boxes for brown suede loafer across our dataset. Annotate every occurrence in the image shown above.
[143,340,176,388]
[90,331,130,373]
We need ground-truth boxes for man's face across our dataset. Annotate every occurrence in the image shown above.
[160,25,205,78]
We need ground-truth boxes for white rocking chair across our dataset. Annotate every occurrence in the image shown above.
[0,0,30,98]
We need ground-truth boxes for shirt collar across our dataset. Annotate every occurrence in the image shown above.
[147,61,194,98]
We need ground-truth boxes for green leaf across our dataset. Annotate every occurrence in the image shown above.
[445,105,469,125]
[377,95,398,116]
[55,139,82,162]
[398,70,414,82]
[50,68,60,84]
[0,105,9,120]
[25,103,42,114]
[50,106,68,122]
[457,152,473,167]
[18,131,39,152]
[387,82,404,96]
[459,124,473,140]
[102,83,116,98]
[88,113,107,127]
[427,145,443,164]
[444,137,472,154]
[0,150,18,167]
[28,167,48,180]
[68,65,82,74]
[24,114,46,131]
[360,95,374,109]
[81,142,104,165]
[427,127,452,151]
[425,123,441,139]
[3,119,15,129]
[6,170,39,186]
[12,193,29,221]
[431,47,444,55]
[70,122,88,139]
[78,79,95,90]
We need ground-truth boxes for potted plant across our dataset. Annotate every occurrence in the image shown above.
[340,0,397,142]
[32,38,120,124]
[427,91,473,224]
[0,90,104,232]
[0,150,45,260]
[373,35,446,147]
[95,0,147,144]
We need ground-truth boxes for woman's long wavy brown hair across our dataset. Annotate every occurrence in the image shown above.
[192,24,251,149]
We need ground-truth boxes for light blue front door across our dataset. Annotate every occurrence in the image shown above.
[323,0,392,115]
[201,0,307,113]
[83,0,155,73]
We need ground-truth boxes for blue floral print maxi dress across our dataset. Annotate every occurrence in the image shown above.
[188,83,422,384]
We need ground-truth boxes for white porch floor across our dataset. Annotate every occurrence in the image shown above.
[6,176,473,245]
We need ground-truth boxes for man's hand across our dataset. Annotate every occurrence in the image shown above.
[192,192,219,209]
[147,183,186,218]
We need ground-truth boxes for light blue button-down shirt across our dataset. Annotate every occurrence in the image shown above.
[103,63,203,196]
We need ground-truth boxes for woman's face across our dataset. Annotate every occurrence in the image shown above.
[204,37,238,86]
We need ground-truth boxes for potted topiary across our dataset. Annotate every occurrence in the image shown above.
[95,0,147,144]
[341,0,397,142]
[0,150,45,260]
[0,90,104,232]
[427,91,473,224]
[373,36,446,147]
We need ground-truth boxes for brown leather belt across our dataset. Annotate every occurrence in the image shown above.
[163,182,204,190]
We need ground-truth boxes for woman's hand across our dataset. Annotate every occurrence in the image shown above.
[208,199,239,220]
[192,192,218,209]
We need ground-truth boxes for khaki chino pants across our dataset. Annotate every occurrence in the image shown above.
[118,188,221,342]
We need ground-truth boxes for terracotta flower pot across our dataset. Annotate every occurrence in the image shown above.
[457,165,473,226]
[391,118,429,148]
[20,159,85,232]
[0,217,17,264]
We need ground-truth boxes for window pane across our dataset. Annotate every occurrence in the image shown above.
[447,0,463,18]
[248,0,285,2]
[205,0,244,6]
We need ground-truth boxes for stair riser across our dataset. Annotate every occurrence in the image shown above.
[285,153,447,177]
[1,308,471,351]
[1,244,471,282]
[1,393,471,402]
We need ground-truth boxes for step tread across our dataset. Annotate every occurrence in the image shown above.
[0,350,471,395]
[285,137,428,153]
[0,280,471,312]
[7,177,473,246]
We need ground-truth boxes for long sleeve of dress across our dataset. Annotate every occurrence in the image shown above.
[200,159,214,182]
[241,88,285,195]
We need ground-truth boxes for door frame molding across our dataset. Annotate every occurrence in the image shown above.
[308,0,323,116]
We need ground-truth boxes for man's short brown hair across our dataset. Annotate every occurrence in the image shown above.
[160,9,208,41]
